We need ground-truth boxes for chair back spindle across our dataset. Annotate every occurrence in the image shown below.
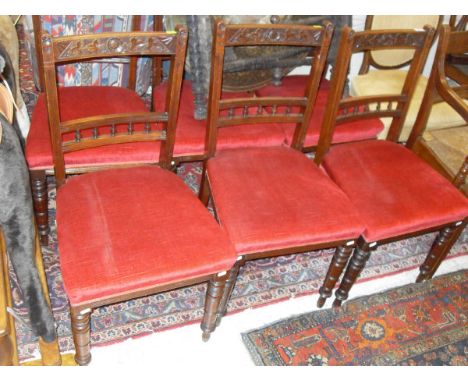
[205,20,334,157]
[315,25,435,164]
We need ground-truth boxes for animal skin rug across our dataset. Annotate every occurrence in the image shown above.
[0,48,56,342]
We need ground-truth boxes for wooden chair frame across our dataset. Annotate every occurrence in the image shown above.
[39,27,232,365]
[30,15,164,246]
[199,20,366,324]
[407,25,468,192]
[314,25,466,308]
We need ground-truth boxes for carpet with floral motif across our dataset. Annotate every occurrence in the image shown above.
[242,270,468,366]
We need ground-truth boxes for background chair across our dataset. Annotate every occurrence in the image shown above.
[350,15,468,142]
[407,25,468,195]
[314,25,468,308]
[200,20,369,329]
[40,26,237,365]
[27,15,163,246]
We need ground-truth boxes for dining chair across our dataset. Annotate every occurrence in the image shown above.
[27,15,163,246]
[314,25,468,308]
[350,15,468,142]
[199,20,368,331]
[407,25,468,195]
[39,26,237,365]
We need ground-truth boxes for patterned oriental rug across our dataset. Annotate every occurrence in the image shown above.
[12,23,468,362]
[242,270,468,366]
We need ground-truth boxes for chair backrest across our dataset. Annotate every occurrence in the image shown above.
[204,20,334,156]
[315,25,435,164]
[40,27,188,187]
[407,25,468,149]
[359,15,442,73]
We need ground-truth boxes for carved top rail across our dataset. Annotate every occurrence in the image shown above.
[352,28,431,53]
[42,31,180,63]
[224,23,331,47]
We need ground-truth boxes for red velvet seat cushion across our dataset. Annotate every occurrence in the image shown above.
[206,146,365,255]
[153,80,287,157]
[255,76,384,147]
[26,86,163,170]
[56,166,236,306]
[322,140,468,243]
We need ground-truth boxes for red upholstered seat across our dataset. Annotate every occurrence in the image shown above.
[322,140,468,243]
[56,166,236,306]
[26,86,162,170]
[153,80,287,157]
[255,76,384,147]
[206,146,365,255]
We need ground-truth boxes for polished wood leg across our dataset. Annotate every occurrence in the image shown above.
[333,239,374,307]
[199,165,210,207]
[200,272,228,342]
[30,170,49,246]
[317,243,354,308]
[215,259,244,327]
[416,222,464,283]
[70,307,92,366]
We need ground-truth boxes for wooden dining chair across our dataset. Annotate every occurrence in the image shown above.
[407,25,468,195]
[199,20,368,331]
[314,25,468,308]
[39,26,237,365]
[27,15,164,246]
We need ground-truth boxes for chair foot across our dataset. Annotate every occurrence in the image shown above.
[202,331,211,342]
[332,298,343,308]
[317,296,327,308]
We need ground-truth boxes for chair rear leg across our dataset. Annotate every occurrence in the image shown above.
[200,271,228,342]
[70,306,92,366]
[215,258,244,327]
[333,239,374,307]
[317,243,354,308]
[199,165,210,207]
[416,221,465,283]
[30,170,49,246]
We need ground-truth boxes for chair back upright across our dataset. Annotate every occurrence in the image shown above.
[40,27,188,187]
[315,25,435,164]
[204,20,334,157]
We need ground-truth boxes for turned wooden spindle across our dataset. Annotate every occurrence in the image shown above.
[333,241,374,307]
[317,244,354,308]
[201,272,228,342]
[416,223,462,282]
[30,171,49,246]
[70,308,92,366]
[215,259,244,327]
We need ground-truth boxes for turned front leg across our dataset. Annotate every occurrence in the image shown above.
[201,272,228,342]
[215,258,244,327]
[416,222,464,283]
[317,242,355,308]
[333,239,375,307]
[70,307,92,366]
[30,170,49,246]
